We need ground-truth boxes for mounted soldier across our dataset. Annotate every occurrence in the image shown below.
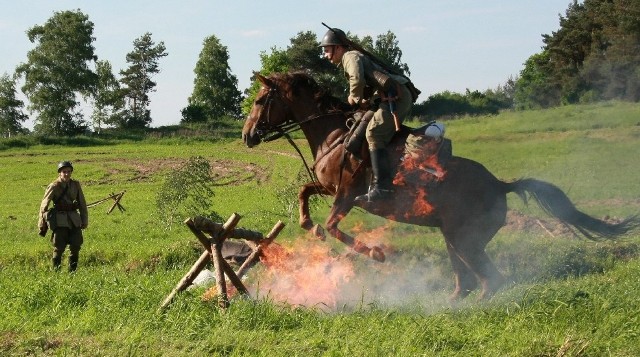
[319,25,420,202]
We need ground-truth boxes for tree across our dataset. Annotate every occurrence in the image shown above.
[372,31,411,76]
[241,29,412,116]
[0,73,29,137]
[240,47,290,116]
[119,32,168,128]
[182,35,242,124]
[15,10,97,136]
[91,60,125,133]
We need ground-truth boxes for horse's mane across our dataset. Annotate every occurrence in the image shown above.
[268,71,351,113]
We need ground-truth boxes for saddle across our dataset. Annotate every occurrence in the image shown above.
[344,114,452,180]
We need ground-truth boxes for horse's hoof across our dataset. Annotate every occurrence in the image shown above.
[369,246,386,262]
[311,224,326,241]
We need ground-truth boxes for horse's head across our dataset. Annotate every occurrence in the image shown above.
[242,73,295,148]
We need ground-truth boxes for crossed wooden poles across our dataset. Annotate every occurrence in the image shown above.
[87,191,126,214]
[159,213,285,311]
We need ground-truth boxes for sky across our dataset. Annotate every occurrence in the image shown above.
[0,0,573,128]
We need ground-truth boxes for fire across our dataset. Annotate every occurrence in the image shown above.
[250,239,355,308]
[393,151,446,220]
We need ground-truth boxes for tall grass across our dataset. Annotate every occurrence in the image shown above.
[1,101,639,355]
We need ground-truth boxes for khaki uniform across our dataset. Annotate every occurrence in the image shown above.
[340,50,412,150]
[38,178,88,271]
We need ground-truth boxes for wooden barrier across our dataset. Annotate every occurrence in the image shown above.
[159,213,285,311]
[87,191,126,214]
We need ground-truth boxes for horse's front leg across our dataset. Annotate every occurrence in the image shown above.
[298,182,332,233]
[325,196,386,262]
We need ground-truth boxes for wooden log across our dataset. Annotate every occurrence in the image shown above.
[191,216,264,241]
[158,250,210,311]
[186,214,244,309]
[211,213,242,308]
[235,220,285,279]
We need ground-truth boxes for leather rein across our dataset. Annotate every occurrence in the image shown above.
[255,87,350,186]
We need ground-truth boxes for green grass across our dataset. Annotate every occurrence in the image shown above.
[1,101,639,355]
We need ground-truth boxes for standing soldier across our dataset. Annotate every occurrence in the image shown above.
[38,161,89,272]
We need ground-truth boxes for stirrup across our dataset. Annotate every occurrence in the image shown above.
[354,187,393,202]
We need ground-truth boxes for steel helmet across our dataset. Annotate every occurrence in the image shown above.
[319,28,348,47]
[57,161,74,172]
[424,122,445,139]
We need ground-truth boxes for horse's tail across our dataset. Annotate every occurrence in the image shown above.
[504,178,639,240]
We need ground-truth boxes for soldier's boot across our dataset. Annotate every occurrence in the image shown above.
[52,254,62,271]
[355,148,394,202]
[69,254,79,272]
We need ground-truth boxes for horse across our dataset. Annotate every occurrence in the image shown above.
[241,71,639,301]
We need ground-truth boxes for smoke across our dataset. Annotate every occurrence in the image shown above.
[247,224,453,313]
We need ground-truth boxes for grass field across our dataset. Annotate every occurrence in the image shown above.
[1,101,639,356]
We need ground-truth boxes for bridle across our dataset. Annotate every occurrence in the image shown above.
[252,84,352,198]
[253,87,298,143]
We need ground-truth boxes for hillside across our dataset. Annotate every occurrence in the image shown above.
[0,101,639,355]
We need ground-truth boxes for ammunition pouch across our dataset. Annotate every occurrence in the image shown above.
[371,70,398,93]
[46,208,58,231]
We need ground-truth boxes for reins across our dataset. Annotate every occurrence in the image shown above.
[256,87,351,199]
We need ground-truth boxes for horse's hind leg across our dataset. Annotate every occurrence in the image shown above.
[445,242,478,301]
[443,227,505,301]
[298,182,332,234]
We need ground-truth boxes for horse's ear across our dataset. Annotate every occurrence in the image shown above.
[254,72,273,88]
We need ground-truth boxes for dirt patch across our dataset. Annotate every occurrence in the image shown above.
[503,210,628,238]
[81,157,267,186]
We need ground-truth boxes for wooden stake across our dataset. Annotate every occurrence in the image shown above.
[158,250,210,311]
[235,220,285,279]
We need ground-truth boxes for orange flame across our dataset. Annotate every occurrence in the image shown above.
[393,151,446,220]
[251,239,355,308]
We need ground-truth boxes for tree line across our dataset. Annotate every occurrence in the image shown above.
[2,0,639,137]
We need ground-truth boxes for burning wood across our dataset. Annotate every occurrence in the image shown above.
[158,214,284,311]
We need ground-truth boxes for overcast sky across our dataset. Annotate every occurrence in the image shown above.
[0,0,573,128]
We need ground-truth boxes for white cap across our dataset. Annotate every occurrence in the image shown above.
[424,122,445,138]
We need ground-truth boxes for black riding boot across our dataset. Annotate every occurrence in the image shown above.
[69,254,79,272]
[52,255,62,271]
[355,148,394,202]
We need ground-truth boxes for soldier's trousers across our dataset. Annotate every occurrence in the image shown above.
[51,227,83,271]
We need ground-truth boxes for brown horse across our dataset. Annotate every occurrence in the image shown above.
[242,71,638,301]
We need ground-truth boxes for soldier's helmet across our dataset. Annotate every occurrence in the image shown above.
[319,28,348,47]
[57,161,74,172]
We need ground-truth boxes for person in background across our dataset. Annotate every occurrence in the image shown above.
[38,161,88,272]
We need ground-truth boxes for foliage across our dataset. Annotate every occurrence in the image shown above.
[0,73,29,137]
[241,29,413,116]
[119,32,168,128]
[240,47,291,116]
[155,156,221,228]
[182,35,242,124]
[515,0,640,108]
[91,60,125,133]
[15,10,98,136]
[0,102,638,355]
[413,85,514,120]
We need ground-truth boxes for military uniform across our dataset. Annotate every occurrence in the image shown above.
[321,27,418,202]
[340,50,413,150]
[38,177,88,271]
